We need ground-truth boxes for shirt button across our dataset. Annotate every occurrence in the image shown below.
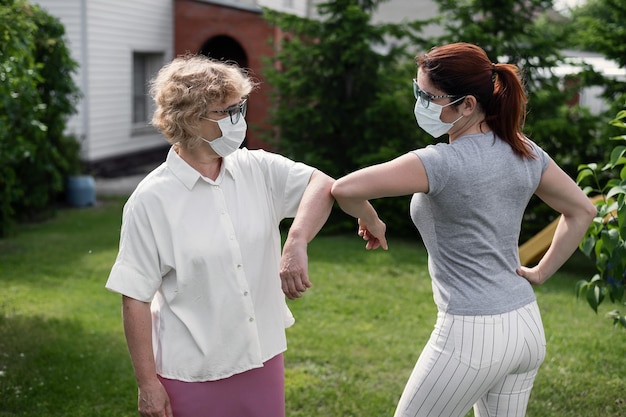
[249,317,254,322]
[237,264,242,269]
[243,291,249,296]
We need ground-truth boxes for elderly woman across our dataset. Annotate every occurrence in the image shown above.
[106,55,334,417]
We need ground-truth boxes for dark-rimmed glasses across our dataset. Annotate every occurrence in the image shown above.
[412,79,458,109]
[212,98,248,124]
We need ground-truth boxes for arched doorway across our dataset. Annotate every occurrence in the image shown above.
[199,35,248,69]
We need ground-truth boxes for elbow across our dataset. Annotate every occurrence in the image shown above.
[561,197,596,229]
[584,199,598,225]
[330,178,349,200]
[311,170,335,195]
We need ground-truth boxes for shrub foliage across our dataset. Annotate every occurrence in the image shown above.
[576,110,626,329]
[0,0,81,237]
[262,0,431,236]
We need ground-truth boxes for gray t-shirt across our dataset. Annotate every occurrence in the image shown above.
[410,133,550,315]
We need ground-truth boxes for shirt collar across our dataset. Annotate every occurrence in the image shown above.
[166,146,237,189]
[166,146,202,190]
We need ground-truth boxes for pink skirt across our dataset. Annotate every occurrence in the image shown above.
[158,353,285,417]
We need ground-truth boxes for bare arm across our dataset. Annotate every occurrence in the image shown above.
[516,160,596,285]
[122,295,173,417]
[280,170,335,300]
[331,153,429,251]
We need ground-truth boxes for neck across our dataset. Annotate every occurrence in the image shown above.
[448,113,490,143]
[176,144,222,180]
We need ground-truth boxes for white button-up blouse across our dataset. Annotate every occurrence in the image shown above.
[106,146,315,382]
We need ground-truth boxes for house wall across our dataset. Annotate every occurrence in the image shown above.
[258,0,310,17]
[85,0,173,163]
[34,0,174,167]
[373,0,440,26]
[34,0,438,166]
[373,0,443,44]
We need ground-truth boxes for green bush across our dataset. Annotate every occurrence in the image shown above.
[0,0,80,236]
[576,108,626,329]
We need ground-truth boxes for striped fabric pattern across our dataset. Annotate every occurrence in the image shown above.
[394,302,546,417]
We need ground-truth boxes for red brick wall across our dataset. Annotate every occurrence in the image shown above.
[175,0,278,150]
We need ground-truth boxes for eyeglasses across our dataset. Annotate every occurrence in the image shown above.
[211,98,248,124]
[412,79,458,109]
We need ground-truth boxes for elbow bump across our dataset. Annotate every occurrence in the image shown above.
[330,181,345,198]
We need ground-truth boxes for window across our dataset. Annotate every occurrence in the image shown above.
[132,52,163,129]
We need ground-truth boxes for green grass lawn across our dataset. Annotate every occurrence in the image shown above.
[0,198,624,417]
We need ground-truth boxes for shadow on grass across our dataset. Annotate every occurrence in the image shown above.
[0,314,135,417]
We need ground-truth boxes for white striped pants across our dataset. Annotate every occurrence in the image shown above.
[393,301,546,417]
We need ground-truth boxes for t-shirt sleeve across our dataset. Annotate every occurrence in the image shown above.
[412,144,451,196]
[105,197,163,302]
[528,140,551,172]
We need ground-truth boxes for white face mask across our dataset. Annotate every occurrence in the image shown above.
[200,115,247,157]
[414,96,465,138]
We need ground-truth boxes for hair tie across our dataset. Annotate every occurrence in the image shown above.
[491,63,497,82]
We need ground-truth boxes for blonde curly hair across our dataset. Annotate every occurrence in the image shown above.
[150,54,256,147]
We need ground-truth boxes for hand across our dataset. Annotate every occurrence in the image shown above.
[280,238,312,300]
[357,218,388,250]
[516,265,547,286]
[137,380,173,417]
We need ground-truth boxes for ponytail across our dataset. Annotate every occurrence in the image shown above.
[487,63,533,158]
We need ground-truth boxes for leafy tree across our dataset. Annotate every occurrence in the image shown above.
[426,0,564,87]
[565,0,626,69]
[261,0,609,241]
[262,0,430,235]
[563,0,626,327]
[0,0,80,236]
[0,0,41,236]
[561,0,626,136]
[576,110,626,329]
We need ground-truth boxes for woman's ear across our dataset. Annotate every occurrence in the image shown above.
[461,95,478,115]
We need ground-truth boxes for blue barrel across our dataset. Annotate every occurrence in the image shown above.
[66,175,96,207]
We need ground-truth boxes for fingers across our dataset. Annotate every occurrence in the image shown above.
[516,266,544,286]
[379,235,388,250]
[281,278,302,300]
[281,271,312,300]
[359,228,388,250]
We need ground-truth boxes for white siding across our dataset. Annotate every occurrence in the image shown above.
[257,0,439,23]
[33,0,173,162]
[258,0,310,17]
[373,0,438,24]
[86,0,173,161]
[257,0,442,46]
